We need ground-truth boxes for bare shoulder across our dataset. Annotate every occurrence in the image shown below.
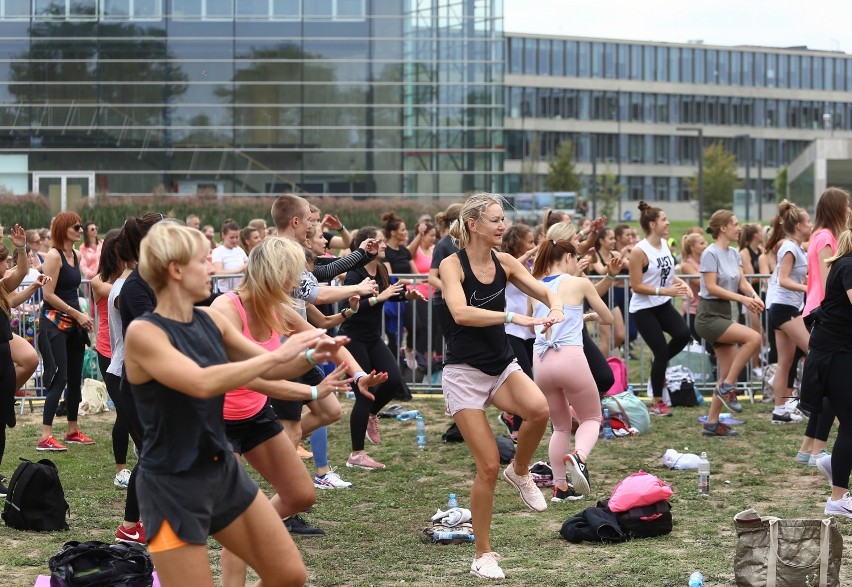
[196,306,228,333]
[495,251,523,274]
[209,293,242,328]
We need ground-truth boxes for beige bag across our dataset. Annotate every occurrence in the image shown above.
[734,508,843,587]
[78,378,109,416]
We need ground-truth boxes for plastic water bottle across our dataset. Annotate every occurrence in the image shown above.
[688,571,704,586]
[415,415,426,449]
[433,531,475,541]
[697,452,710,495]
[396,410,420,421]
[602,408,613,440]
[447,493,459,509]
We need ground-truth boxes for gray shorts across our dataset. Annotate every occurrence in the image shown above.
[442,360,522,416]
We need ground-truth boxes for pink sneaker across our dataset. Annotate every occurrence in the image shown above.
[366,414,381,445]
[37,436,67,451]
[650,401,672,417]
[346,452,386,470]
[65,430,95,444]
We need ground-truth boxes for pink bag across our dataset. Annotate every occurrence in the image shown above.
[605,357,628,397]
[608,471,673,513]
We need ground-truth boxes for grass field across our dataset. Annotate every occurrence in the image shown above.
[1,392,848,587]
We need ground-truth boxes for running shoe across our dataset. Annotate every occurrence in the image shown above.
[563,451,591,496]
[346,452,386,470]
[771,411,803,425]
[702,422,739,437]
[825,493,852,518]
[403,348,417,370]
[65,430,95,444]
[115,521,146,544]
[650,401,672,417]
[817,454,833,483]
[784,397,808,418]
[809,450,831,468]
[715,382,743,413]
[314,468,352,489]
[795,451,811,465]
[284,515,325,536]
[114,468,131,489]
[502,463,547,512]
[551,484,583,502]
[366,414,381,445]
[470,552,504,580]
[36,436,67,451]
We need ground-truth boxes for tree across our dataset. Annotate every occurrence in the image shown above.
[545,141,581,193]
[686,142,741,219]
[774,166,788,202]
[593,166,624,219]
[520,131,541,192]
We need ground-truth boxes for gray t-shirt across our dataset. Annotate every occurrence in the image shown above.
[767,239,807,310]
[699,243,742,299]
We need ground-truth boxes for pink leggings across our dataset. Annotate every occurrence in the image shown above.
[533,346,601,486]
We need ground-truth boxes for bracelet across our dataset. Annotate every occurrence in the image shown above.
[505,311,514,324]
[310,385,318,400]
[349,305,358,314]
[305,348,317,366]
[341,309,350,320]
[353,370,368,387]
[655,287,660,296]
[369,296,378,307]
[607,272,616,279]
[14,247,25,255]
[548,307,564,314]
[578,230,586,240]
[339,225,347,232]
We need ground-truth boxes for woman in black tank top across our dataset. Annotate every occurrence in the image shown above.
[439,193,563,580]
[123,223,345,586]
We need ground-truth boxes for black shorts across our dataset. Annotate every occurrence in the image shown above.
[225,404,285,455]
[768,303,802,330]
[270,366,325,421]
[136,453,258,546]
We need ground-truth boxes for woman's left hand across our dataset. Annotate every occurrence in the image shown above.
[406,289,426,302]
[357,370,389,401]
[32,274,51,289]
[8,224,25,249]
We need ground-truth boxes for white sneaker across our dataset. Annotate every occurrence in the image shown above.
[114,468,131,489]
[752,367,764,379]
[784,398,803,417]
[825,492,852,518]
[503,463,547,512]
[470,552,504,580]
[809,450,831,468]
[314,468,353,489]
[817,454,833,484]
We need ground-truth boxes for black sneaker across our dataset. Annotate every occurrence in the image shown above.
[563,452,591,496]
[771,411,803,425]
[284,515,325,536]
[551,484,583,502]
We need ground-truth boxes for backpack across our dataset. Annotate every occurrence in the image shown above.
[2,458,70,531]
[601,391,651,434]
[612,500,673,539]
[49,540,154,587]
[664,365,699,407]
[604,357,628,397]
[442,422,464,443]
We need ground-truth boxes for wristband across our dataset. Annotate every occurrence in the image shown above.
[655,287,660,296]
[341,309,350,320]
[310,385,318,400]
[339,225,347,232]
[369,296,378,306]
[505,311,514,324]
[353,370,368,387]
[349,305,358,314]
[578,230,586,240]
[305,348,317,366]
[607,272,616,279]
[14,247,25,255]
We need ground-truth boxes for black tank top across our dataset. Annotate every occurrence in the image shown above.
[444,249,514,375]
[132,309,231,474]
[44,249,82,313]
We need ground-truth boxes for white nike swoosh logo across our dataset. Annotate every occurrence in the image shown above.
[469,289,504,307]
[121,531,140,540]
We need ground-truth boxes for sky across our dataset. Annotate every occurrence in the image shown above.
[504,0,852,54]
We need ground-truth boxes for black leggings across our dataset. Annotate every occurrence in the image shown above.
[826,353,852,488]
[631,302,691,397]
[40,320,86,425]
[97,352,129,466]
[118,375,145,523]
[582,328,615,395]
[347,338,403,452]
[805,397,836,443]
[0,341,14,469]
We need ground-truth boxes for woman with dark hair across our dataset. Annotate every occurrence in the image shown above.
[797,187,850,469]
[738,223,765,374]
[628,202,691,415]
[341,227,425,470]
[37,211,95,451]
[612,224,637,345]
[429,202,463,350]
[411,220,439,358]
[381,211,419,368]
[78,221,101,280]
[238,226,261,255]
[590,227,626,355]
[696,211,764,436]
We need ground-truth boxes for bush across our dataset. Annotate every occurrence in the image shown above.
[0,193,53,229]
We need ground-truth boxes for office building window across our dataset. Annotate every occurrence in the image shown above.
[801,55,811,89]
[102,0,163,20]
[173,0,233,19]
[524,38,537,74]
[669,47,680,82]
[34,0,97,19]
[643,45,654,80]
[717,50,729,84]
[681,48,692,83]
[706,50,717,84]
[834,59,845,91]
[643,93,655,122]
[618,44,629,78]
[578,41,590,76]
[789,55,799,88]
[730,50,741,85]
[538,39,550,75]
[654,177,669,200]
[628,176,643,200]
[754,52,765,87]
[824,58,833,91]
[655,46,667,81]
[604,42,616,79]
[509,38,522,74]
[630,44,642,80]
[694,48,705,84]
[591,42,603,78]
[552,40,564,76]
[565,41,577,76]
[741,51,752,85]
[2,0,29,18]
[813,56,823,90]
[577,90,589,120]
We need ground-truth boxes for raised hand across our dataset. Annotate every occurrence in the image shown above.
[275,328,327,364]
[316,363,353,399]
[322,214,343,231]
[8,224,25,249]
[356,276,379,296]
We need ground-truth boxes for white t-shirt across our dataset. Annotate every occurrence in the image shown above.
[767,239,807,310]
[629,238,675,312]
[212,245,248,292]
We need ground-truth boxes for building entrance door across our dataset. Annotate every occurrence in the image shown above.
[33,173,95,212]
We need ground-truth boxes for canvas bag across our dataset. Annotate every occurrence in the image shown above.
[734,508,842,587]
[601,391,651,434]
[78,378,109,416]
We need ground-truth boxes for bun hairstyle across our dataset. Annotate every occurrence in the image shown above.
[707,210,735,239]
[220,218,240,235]
[435,203,462,235]
[381,211,405,237]
[352,226,389,289]
[531,238,577,279]
[501,223,532,258]
[448,192,505,250]
[765,199,804,252]
[814,187,851,238]
[637,201,663,235]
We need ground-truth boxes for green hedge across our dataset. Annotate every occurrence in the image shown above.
[0,194,53,229]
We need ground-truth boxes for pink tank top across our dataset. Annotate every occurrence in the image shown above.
[413,246,433,299]
[95,296,111,357]
[222,292,279,421]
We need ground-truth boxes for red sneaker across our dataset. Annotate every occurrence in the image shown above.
[65,430,95,445]
[650,401,672,417]
[115,521,146,544]
[36,436,67,451]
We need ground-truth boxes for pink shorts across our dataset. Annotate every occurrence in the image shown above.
[442,360,522,416]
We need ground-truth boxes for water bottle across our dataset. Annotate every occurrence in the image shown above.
[433,531,475,541]
[602,408,613,440]
[346,391,356,400]
[415,416,426,449]
[396,410,420,421]
[447,493,459,509]
[688,571,704,586]
[697,452,710,495]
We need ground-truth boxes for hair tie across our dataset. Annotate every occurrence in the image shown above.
[551,239,556,246]
[705,226,713,235]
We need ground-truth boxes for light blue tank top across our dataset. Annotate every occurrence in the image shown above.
[533,274,584,358]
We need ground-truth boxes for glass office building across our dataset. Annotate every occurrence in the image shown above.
[0,0,503,206]
[504,34,852,203]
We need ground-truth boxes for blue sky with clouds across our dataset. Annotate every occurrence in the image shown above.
[504,0,851,53]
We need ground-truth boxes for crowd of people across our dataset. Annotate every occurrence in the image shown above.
[0,187,851,583]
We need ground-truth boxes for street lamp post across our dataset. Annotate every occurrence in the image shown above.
[677,126,705,227]
[735,134,751,221]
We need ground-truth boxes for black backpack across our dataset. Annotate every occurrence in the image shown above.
[2,458,70,531]
[615,500,673,538]
[49,541,154,587]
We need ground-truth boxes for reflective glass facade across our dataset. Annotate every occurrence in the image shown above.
[0,0,503,196]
